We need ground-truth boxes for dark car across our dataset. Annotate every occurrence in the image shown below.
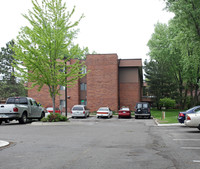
[135,102,151,119]
[178,106,200,123]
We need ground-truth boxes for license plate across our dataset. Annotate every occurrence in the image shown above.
[0,114,8,118]
[123,111,126,113]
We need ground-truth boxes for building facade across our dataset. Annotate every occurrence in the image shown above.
[28,54,143,112]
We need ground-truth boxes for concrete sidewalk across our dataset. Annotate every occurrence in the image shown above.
[154,119,185,127]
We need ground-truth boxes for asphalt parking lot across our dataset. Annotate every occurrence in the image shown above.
[0,116,200,169]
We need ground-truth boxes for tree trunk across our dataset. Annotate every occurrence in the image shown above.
[52,94,56,114]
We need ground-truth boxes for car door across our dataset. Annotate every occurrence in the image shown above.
[193,111,200,126]
[31,100,40,117]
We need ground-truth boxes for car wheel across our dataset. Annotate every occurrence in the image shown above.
[0,120,2,125]
[118,116,120,119]
[97,116,99,118]
[135,115,138,119]
[19,113,27,124]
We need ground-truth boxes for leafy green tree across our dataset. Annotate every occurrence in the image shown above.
[164,0,200,106]
[12,0,87,113]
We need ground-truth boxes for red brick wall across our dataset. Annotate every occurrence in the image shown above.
[86,54,118,112]
[28,83,60,108]
[119,83,141,111]
[119,67,141,111]
[67,81,79,112]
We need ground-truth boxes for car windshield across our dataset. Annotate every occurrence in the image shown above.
[73,107,83,111]
[98,108,108,111]
[186,107,199,113]
[137,103,148,109]
[121,108,129,111]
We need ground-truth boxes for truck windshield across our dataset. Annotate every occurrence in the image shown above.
[6,98,28,105]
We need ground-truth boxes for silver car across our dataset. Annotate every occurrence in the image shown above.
[71,105,90,118]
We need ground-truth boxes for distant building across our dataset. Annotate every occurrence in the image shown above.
[28,54,144,112]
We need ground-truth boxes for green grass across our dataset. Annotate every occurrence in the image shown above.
[151,109,182,124]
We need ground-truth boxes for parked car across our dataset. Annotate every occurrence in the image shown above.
[135,102,151,119]
[118,107,131,118]
[45,107,61,118]
[71,105,90,118]
[0,97,45,124]
[178,106,200,123]
[96,107,113,118]
[184,110,200,130]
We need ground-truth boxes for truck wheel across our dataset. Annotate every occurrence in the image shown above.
[19,113,27,124]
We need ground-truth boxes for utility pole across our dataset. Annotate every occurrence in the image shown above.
[64,58,67,117]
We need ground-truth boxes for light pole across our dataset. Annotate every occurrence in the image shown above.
[64,57,67,117]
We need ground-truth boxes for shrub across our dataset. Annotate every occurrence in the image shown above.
[41,113,68,122]
[159,98,176,109]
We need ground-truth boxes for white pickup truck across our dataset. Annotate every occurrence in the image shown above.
[0,97,45,125]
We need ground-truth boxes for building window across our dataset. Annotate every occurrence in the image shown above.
[81,67,87,74]
[60,85,65,90]
[80,83,87,91]
[60,100,65,107]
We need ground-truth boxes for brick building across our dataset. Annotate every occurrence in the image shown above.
[28,54,143,112]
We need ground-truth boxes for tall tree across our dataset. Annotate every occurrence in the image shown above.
[144,59,177,108]
[164,0,200,106]
[0,40,15,81]
[12,0,87,113]
[0,40,26,100]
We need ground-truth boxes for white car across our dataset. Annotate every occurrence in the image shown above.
[96,107,113,118]
[184,110,200,130]
[71,105,90,118]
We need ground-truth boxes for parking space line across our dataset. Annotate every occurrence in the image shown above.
[193,160,200,163]
[181,147,200,150]
[173,139,200,141]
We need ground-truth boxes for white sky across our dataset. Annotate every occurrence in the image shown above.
[0,0,174,61]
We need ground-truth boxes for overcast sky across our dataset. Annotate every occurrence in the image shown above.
[0,0,174,61]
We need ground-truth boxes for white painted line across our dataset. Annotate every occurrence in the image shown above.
[181,147,200,150]
[173,139,200,141]
[193,160,200,163]
[0,140,9,147]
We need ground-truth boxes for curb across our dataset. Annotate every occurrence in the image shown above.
[154,118,185,127]
[0,140,9,148]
